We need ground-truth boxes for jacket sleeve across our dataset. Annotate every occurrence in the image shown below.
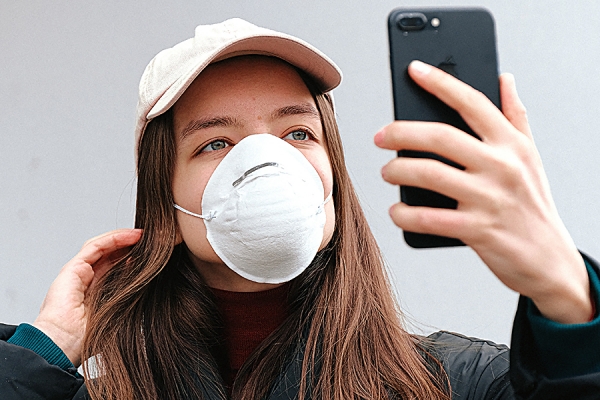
[510,252,600,399]
[427,331,515,399]
[0,323,85,400]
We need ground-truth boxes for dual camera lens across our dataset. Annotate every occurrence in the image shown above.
[397,13,439,31]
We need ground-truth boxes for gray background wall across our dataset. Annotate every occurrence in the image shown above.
[1,0,599,346]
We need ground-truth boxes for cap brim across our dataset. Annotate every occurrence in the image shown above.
[147,35,341,120]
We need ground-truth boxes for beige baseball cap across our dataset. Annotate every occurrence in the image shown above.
[135,18,342,146]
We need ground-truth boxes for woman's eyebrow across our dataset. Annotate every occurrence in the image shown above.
[180,116,241,140]
[271,103,320,120]
[179,103,319,139]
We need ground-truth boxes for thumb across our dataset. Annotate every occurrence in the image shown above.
[500,73,533,139]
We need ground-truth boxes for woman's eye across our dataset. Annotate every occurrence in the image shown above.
[284,130,309,141]
[200,139,229,153]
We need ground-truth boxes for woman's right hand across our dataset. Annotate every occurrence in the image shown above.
[376,62,591,324]
[32,229,142,367]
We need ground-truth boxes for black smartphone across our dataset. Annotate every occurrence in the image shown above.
[387,7,500,248]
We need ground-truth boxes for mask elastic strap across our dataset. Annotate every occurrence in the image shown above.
[174,204,217,221]
[317,191,333,214]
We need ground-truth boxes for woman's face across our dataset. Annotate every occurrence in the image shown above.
[171,56,335,291]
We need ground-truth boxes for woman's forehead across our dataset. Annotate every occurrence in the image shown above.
[187,56,309,96]
[172,56,316,122]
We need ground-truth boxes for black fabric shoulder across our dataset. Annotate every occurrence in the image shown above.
[0,323,17,341]
[425,331,514,399]
[0,323,84,400]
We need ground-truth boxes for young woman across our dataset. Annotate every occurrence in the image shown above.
[1,18,599,399]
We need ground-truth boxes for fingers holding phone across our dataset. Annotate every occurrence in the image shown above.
[379,62,541,244]
[379,60,591,323]
[407,61,533,146]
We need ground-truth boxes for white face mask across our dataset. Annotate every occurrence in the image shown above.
[174,133,332,284]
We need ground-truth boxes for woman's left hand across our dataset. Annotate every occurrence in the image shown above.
[375,60,592,324]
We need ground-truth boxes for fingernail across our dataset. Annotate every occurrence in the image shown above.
[388,204,396,217]
[380,164,388,180]
[409,60,432,76]
[374,129,385,145]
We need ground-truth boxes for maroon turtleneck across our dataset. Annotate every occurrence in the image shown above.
[211,283,289,389]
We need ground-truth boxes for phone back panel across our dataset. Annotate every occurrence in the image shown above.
[388,7,500,248]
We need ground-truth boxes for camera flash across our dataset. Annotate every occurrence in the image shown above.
[431,18,440,27]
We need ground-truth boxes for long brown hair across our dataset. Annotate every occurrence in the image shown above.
[83,57,450,399]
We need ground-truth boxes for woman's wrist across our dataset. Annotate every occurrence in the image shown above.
[7,323,75,370]
[529,255,593,324]
[32,319,82,367]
